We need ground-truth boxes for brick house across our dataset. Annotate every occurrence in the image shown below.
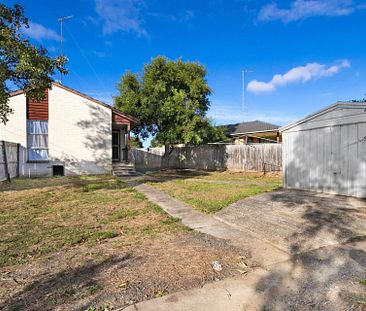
[0,82,138,177]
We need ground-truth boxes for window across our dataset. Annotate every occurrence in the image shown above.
[27,120,49,161]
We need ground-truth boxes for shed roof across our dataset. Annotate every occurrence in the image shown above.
[225,120,280,136]
[280,101,366,132]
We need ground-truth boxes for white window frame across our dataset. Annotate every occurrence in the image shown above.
[27,120,49,162]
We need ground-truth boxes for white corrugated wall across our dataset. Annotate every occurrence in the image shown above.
[283,115,366,198]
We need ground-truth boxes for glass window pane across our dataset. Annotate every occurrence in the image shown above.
[28,149,49,161]
[27,120,48,161]
[28,134,48,148]
[27,120,48,134]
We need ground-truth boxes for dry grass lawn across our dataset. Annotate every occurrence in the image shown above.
[0,175,244,310]
[146,170,282,213]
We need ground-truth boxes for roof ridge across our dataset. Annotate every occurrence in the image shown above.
[9,82,139,124]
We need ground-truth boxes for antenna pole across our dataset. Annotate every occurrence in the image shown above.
[57,15,73,83]
[242,70,245,113]
[60,19,63,82]
[241,69,253,113]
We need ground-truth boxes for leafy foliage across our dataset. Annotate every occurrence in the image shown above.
[130,136,143,148]
[114,56,223,151]
[0,4,67,123]
[350,94,366,102]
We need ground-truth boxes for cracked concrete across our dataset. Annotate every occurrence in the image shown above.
[123,177,366,311]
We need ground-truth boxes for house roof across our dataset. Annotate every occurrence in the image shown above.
[9,82,140,125]
[279,101,366,132]
[225,120,280,136]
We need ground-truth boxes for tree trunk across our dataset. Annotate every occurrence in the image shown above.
[162,143,173,168]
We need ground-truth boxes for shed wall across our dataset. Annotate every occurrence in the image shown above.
[283,121,366,198]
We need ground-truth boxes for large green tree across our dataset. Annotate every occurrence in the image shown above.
[114,56,224,153]
[0,4,67,123]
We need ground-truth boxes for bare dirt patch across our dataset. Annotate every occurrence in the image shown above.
[0,175,245,310]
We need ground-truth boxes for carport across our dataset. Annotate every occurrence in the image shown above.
[280,102,366,198]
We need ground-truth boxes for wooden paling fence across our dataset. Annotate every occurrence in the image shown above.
[0,141,19,182]
[132,144,282,172]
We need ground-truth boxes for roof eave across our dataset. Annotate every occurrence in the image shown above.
[279,101,366,132]
[230,129,280,136]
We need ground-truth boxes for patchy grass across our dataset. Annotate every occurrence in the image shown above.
[147,170,282,213]
[0,175,243,310]
[360,279,366,286]
[0,175,186,268]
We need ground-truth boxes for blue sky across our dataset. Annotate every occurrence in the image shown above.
[5,0,366,139]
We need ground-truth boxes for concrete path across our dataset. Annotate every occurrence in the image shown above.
[123,178,366,311]
[132,182,290,267]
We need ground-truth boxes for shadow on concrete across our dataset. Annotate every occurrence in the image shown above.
[253,120,366,309]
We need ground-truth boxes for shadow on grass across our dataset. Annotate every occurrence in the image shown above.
[3,253,133,311]
[0,175,125,193]
[127,169,212,188]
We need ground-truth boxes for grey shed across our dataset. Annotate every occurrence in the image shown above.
[280,102,366,198]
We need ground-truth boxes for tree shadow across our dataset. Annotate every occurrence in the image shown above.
[2,253,133,311]
[0,174,124,192]
[252,119,366,309]
[133,145,229,172]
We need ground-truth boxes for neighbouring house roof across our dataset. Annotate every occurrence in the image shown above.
[9,82,140,125]
[225,120,280,136]
[279,101,366,132]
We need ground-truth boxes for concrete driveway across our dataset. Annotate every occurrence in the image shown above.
[128,188,366,310]
[214,189,366,310]
[216,189,366,255]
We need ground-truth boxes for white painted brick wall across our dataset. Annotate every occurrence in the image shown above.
[0,84,113,177]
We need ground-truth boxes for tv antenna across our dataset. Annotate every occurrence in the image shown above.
[57,15,73,83]
[242,69,253,113]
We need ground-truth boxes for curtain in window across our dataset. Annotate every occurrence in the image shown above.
[27,120,49,161]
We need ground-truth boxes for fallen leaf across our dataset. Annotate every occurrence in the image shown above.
[236,269,248,275]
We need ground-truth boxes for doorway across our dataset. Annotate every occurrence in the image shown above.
[112,130,120,162]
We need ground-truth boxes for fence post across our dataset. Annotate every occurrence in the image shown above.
[16,143,20,177]
[2,141,10,182]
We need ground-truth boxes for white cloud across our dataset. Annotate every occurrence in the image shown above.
[23,22,59,41]
[258,0,362,23]
[247,60,350,93]
[93,51,107,58]
[95,0,147,37]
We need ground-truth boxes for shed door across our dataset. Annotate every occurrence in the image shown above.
[284,122,366,198]
[324,123,366,197]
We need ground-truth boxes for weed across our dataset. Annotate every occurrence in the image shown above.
[161,216,180,225]
[108,209,138,221]
[90,231,118,242]
[87,284,103,295]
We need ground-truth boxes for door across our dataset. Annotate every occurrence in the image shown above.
[112,131,120,162]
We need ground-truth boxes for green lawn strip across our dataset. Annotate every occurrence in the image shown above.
[149,176,281,213]
[0,175,188,268]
